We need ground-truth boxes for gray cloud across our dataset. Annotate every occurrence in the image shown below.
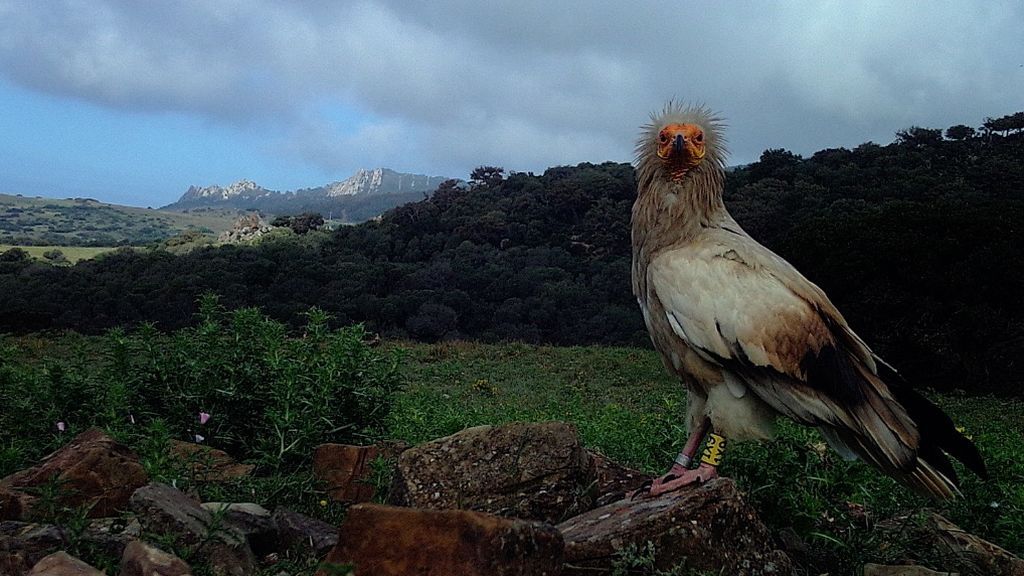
[1,0,1021,177]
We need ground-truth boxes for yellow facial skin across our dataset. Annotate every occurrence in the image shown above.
[657,123,706,177]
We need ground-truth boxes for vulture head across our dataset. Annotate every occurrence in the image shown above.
[635,102,728,184]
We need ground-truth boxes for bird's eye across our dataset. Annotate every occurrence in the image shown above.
[695,132,704,143]
[659,132,669,143]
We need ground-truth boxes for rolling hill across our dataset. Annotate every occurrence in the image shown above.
[0,193,239,246]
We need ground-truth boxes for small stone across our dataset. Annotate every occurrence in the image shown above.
[318,503,563,576]
[168,440,255,483]
[202,503,276,557]
[272,508,338,558]
[120,540,193,576]
[0,521,68,575]
[26,551,104,575]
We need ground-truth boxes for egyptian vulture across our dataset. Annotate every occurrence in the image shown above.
[631,102,986,499]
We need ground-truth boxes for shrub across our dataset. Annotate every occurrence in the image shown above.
[0,295,402,474]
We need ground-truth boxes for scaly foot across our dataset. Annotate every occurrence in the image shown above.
[629,463,718,499]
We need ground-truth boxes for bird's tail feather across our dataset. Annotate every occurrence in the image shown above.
[824,361,987,500]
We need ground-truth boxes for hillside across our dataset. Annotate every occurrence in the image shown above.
[0,193,238,246]
[0,114,1021,396]
[162,168,452,222]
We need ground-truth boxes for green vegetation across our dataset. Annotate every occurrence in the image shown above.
[2,113,1022,398]
[390,341,1022,574]
[2,329,1020,574]
[0,244,120,263]
[0,193,235,246]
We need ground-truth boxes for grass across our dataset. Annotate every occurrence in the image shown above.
[387,340,1024,574]
[0,244,121,263]
[2,330,1021,575]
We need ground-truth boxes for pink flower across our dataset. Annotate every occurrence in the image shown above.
[194,434,205,443]
[199,412,211,425]
[56,421,66,432]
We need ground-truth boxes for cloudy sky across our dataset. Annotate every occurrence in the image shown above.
[0,1,1021,206]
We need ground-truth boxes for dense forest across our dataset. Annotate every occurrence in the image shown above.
[1,114,1022,396]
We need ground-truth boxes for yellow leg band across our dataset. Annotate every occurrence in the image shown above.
[700,433,727,466]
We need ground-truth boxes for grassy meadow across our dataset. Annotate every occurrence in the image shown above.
[0,244,121,263]
[1,311,1021,575]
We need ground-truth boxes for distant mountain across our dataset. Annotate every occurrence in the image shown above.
[163,168,452,222]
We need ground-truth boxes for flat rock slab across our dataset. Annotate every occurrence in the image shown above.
[925,513,1023,576]
[557,478,792,576]
[1,427,148,518]
[319,502,564,576]
[27,551,104,576]
[389,421,591,523]
[864,564,959,576]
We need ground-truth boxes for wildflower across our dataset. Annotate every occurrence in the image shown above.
[195,434,205,443]
[56,421,66,432]
[129,413,136,425]
[319,499,328,507]
[955,425,973,440]
[199,412,211,425]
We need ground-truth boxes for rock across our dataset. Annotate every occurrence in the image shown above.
[202,502,276,557]
[272,508,338,558]
[318,502,563,576]
[923,513,1023,576]
[79,518,137,561]
[1,427,148,518]
[130,483,255,576]
[26,551,103,576]
[557,478,792,576]
[863,564,958,576]
[389,422,591,522]
[120,540,193,576]
[586,451,652,507]
[313,441,408,503]
[0,522,68,576]
[0,485,34,521]
[168,440,255,483]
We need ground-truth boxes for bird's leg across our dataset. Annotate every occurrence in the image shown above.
[631,417,726,498]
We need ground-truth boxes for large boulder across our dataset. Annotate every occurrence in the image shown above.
[389,422,591,523]
[319,502,563,576]
[557,478,792,576]
[1,428,148,519]
[26,551,103,576]
[130,483,255,576]
[313,441,408,503]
